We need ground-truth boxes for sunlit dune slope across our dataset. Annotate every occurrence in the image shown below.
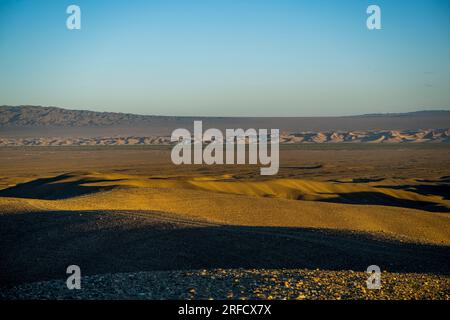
[1,172,449,245]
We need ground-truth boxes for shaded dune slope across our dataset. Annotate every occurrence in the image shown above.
[1,210,449,287]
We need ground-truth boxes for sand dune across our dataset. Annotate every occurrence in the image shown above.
[1,172,449,245]
[1,146,449,299]
[1,129,450,146]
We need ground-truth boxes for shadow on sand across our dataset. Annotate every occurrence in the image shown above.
[374,184,450,201]
[1,210,449,287]
[0,174,121,200]
[318,191,450,213]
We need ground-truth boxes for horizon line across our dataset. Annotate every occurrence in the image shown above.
[2,104,450,119]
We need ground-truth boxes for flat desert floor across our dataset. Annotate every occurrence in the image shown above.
[0,145,449,299]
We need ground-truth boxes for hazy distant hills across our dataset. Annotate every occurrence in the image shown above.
[0,105,163,127]
[1,105,450,140]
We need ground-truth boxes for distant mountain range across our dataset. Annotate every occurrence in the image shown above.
[0,105,164,127]
[1,105,450,139]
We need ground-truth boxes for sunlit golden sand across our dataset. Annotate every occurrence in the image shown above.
[1,171,449,245]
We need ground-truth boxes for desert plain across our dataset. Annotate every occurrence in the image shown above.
[0,144,449,299]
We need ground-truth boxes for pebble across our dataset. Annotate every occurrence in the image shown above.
[1,268,449,300]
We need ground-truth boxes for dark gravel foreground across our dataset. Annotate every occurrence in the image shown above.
[1,269,449,300]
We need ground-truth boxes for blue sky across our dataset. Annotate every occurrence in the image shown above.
[0,0,449,116]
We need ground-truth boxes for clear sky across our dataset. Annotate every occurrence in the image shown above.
[0,0,449,116]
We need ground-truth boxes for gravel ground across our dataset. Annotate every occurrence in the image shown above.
[1,268,449,300]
